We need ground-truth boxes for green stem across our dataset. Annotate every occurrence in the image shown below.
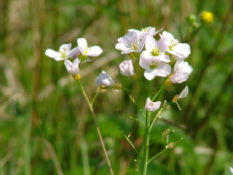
[77,79,114,175]
[141,110,151,175]
[141,81,152,175]
[120,130,142,160]
[152,84,165,101]
[147,148,168,164]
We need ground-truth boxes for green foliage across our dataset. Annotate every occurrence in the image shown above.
[0,0,233,174]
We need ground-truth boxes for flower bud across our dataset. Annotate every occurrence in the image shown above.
[119,60,135,77]
[186,14,197,25]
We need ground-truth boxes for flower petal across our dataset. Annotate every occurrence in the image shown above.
[59,44,72,52]
[156,63,171,77]
[96,71,115,87]
[45,49,63,61]
[144,69,158,81]
[77,38,88,54]
[64,59,80,75]
[145,98,161,112]
[88,46,103,56]
[179,86,188,99]
[68,47,80,58]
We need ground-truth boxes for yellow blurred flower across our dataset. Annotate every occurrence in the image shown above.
[201,11,214,24]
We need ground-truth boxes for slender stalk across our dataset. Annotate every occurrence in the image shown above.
[148,149,168,164]
[141,81,152,175]
[76,79,114,175]
[141,110,151,175]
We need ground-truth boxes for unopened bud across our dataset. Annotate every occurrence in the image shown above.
[72,74,81,80]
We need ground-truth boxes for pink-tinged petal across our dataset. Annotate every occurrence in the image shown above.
[115,43,128,52]
[139,54,152,69]
[160,31,175,43]
[64,59,80,75]
[179,86,188,99]
[155,54,170,63]
[145,98,161,112]
[77,38,88,54]
[88,46,103,56]
[119,60,135,77]
[137,37,146,52]
[172,43,191,60]
[157,37,169,52]
[156,63,171,77]
[144,69,158,80]
[96,71,115,87]
[45,49,63,61]
[145,36,157,51]
[68,47,80,58]
[59,44,72,52]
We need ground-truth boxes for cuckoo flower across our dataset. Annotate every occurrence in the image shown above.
[77,38,103,61]
[160,31,190,60]
[115,30,146,54]
[139,36,171,80]
[45,44,79,61]
[96,71,115,87]
[64,58,81,75]
[129,26,162,40]
[119,60,135,77]
[169,61,193,84]
[145,98,161,112]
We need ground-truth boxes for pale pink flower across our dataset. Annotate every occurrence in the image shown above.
[169,61,193,83]
[64,59,81,75]
[145,98,161,112]
[45,44,79,61]
[230,167,233,174]
[160,31,190,60]
[115,30,146,54]
[96,71,115,87]
[119,60,135,77]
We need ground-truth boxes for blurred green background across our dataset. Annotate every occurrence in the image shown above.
[0,0,233,174]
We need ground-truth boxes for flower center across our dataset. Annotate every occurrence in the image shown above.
[149,102,154,106]
[150,61,158,69]
[131,42,138,50]
[60,51,67,58]
[84,46,90,55]
[151,47,160,56]
[168,39,178,51]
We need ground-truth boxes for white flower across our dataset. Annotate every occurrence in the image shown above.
[45,44,79,61]
[115,30,146,54]
[119,60,135,77]
[230,167,233,174]
[96,71,115,87]
[169,61,193,83]
[145,98,161,112]
[64,58,81,75]
[141,36,170,62]
[172,86,188,103]
[160,31,190,60]
[78,38,103,57]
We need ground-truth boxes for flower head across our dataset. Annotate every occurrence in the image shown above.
[160,31,190,60]
[201,11,214,24]
[115,30,146,54]
[96,71,115,87]
[119,60,135,77]
[64,58,81,75]
[172,86,189,103]
[145,98,161,112]
[168,61,193,84]
[45,44,79,61]
[77,38,103,61]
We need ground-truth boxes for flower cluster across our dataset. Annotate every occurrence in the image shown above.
[45,38,103,75]
[115,27,193,111]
